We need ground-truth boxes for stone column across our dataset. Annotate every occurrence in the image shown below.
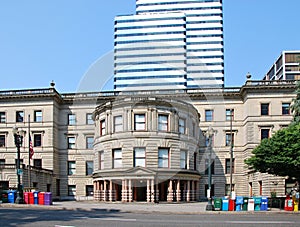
[147,179,150,202]
[187,180,190,202]
[155,179,159,202]
[128,179,133,202]
[151,179,155,203]
[176,180,181,202]
[121,180,125,202]
[167,180,173,202]
[109,180,113,202]
[103,180,107,201]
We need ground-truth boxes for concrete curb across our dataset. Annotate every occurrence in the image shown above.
[0,202,298,215]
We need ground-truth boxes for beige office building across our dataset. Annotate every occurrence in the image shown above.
[0,79,297,202]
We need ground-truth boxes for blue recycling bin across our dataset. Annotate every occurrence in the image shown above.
[8,190,16,203]
[235,196,243,211]
[254,197,262,211]
[33,191,39,205]
[222,197,229,211]
[260,196,268,211]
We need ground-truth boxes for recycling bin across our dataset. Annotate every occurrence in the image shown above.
[235,196,243,211]
[222,197,229,211]
[28,192,34,204]
[254,197,262,211]
[260,196,268,211]
[0,190,9,203]
[33,191,39,205]
[248,198,255,211]
[229,199,235,211]
[24,192,29,204]
[38,192,45,205]
[44,192,52,205]
[214,198,222,211]
[284,195,294,211]
[294,200,298,212]
[242,197,248,211]
[8,190,16,203]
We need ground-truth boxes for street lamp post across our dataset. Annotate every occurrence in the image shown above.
[13,127,24,204]
[206,126,214,211]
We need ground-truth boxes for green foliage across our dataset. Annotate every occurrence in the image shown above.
[245,123,300,180]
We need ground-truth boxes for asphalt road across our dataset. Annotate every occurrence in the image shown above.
[0,208,299,227]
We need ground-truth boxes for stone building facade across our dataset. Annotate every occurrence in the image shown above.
[92,96,201,202]
[0,80,297,201]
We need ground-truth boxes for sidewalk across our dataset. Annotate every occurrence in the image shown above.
[1,201,287,214]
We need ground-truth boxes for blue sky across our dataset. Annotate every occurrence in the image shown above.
[0,0,299,92]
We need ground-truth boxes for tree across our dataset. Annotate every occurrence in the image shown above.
[245,123,300,180]
[290,80,300,123]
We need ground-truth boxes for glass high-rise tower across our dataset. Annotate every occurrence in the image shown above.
[114,0,224,91]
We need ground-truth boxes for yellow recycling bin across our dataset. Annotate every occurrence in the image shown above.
[294,200,298,212]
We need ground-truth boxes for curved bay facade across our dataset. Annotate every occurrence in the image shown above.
[92,96,201,202]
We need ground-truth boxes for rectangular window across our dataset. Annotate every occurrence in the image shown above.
[33,159,42,168]
[100,119,106,136]
[0,135,5,147]
[158,148,169,168]
[205,110,213,122]
[261,103,269,116]
[86,113,94,125]
[16,111,24,122]
[68,185,76,196]
[225,133,234,146]
[178,118,186,134]
[261,129,270,140]
[226,109,234,121]
[134,114,146,130]
[86,185,94,196]
[205,159,215,175]
[99,151,104,170]
[68,114,76,125]
[158,114,168,131]
[67,136,75,149]
[33,134,42,147]
[282,103,290,115]
[225,158,235,174]
[0,159,5,165]
[112,149,122,168]
[34,110,42,122]
[68,161,76,175]
[0,112,6,123]
[86,161,94,175]
[114,115,123,132]
[180,150,187,169]
[86,136,94,149]
[134,148,146,167]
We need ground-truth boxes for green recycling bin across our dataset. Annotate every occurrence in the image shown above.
[214,198,222,211]
[242,197,248,211]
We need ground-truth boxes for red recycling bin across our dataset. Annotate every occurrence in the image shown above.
[229,199,235,211]
[284,197,294,211]
[28,192,34,204]
[24,192,29,204]
[38,192,45,205]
